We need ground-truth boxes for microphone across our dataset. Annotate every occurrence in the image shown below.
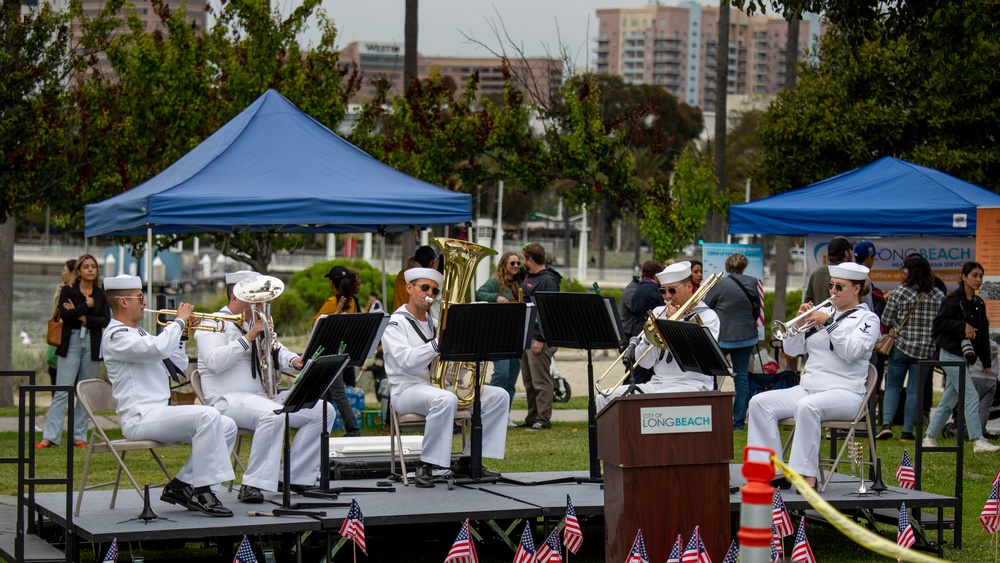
[623,336,640,367]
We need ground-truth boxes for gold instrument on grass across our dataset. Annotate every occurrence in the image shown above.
[595,272,722,398]
[430,238,498,410]
[234,275,285,399]
[144,309,245,332]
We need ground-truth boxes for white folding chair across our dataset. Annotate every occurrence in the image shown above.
[388,406,471,486]
[778,364,878,492]
[74,379,176,516]
[188,370,253,492]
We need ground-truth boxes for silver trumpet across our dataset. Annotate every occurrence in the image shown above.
[772,296,836,340]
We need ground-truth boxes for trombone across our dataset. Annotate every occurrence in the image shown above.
[595,272,722,397]
[771,296,836,340]
[144,309,245,332]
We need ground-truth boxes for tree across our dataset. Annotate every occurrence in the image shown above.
[71,0,359,273]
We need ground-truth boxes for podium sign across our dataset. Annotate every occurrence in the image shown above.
[597,392,734,562]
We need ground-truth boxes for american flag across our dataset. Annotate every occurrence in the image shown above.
[667,534,684,563]
[771,524,783,561]
[625,529,649,563]
[896,450,915,490]
[680,526,712,563]
[445,519,478,563]
[790,517,816,563]
[563,495,583,554]
[234,535,256,563]
[897,503,916,550]
[102,538,117,563]
[339,498,367,555]
[981,482,1000,534]
[535,528,562,563]
[773,489,794,537]
[721,540,738,563]
[513,524,537,563]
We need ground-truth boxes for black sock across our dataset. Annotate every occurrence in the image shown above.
[193,486,211,495]
[167,478,189,490]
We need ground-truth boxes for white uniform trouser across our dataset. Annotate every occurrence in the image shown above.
[391,384,510,468]
[121,405,237,488]
[214,391,332,491]
[596,380,709,412]
[747,386,864,478]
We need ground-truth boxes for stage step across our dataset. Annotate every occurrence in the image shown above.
[0,504,66,563]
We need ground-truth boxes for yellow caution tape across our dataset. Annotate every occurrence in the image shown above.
[770,455,950,563]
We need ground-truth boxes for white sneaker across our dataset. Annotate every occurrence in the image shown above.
[507,419,516,427]
[973,438,1000,453]
[922,437,937,448]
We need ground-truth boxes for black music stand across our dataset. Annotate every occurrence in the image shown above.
[271,354,351,517]
[533,291,626,482]
[300,313,392,499]
[437,302,530,481]
[654,319,732,376]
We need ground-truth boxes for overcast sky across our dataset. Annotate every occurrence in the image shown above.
[305,0,691,70]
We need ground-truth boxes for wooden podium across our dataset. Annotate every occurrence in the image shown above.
[597,391,734,562]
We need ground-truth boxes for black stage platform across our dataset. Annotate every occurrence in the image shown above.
[22,467,958,555]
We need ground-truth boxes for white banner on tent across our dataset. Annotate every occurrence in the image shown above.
[804,235,974,290]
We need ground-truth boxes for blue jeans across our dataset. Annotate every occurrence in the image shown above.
[723,345,754,430]
[882,347,922,433]
[926,349,984,440]
[489,359,520,409]
[44,329,99,444]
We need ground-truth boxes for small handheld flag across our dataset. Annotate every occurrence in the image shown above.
[896,450,915,489]
[790,517,816,563]
[444,519,478,563]
[513,524,537,563]
[772,489,794,537]
[234,535,257,563]
[981,482,1000,534]
[102,538,118,563]
[339,498,367,555]
[563,495,583,554]
[625,529,650,563]
[536,528,562,563]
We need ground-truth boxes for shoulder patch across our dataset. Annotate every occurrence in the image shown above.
[109,327,130,340]
[387,321,398,327]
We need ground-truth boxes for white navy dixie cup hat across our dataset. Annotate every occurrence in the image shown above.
[655,261,692,285]
[405,267,444,287]
[104,274,142,290]
[225,270,259,285]
[828,262,870,281]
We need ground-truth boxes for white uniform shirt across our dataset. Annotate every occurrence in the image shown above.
[635,301,721,390]
[381,305,439,397]
[102,318,189,424]
[783,303,879,395]
[194,306,299,404]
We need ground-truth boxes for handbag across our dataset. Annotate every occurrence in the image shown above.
[46,307,62,347]
[875,292,926,356]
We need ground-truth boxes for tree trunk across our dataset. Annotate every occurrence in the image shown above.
[0,216,15,406]
[711,0,731,244]
[771,13,802,325]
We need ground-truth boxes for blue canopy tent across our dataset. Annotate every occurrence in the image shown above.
[84,89,472,301]
[728,157,1000,236]
[85,89,471,236]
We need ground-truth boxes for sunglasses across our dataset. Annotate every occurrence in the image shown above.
[508,261,521,266]
[119,295,146,301]
[827,282,851,292]
[658,287,678,295]
[416,284,441,296]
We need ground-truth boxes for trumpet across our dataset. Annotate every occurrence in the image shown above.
[144,309,245,332]
[595,272,721,397]
[772,296,835,340]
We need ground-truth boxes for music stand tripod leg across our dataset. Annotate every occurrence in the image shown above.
[271,411,340,516]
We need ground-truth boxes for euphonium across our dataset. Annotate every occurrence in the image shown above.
[234,275,285,399]
[430,238,498,409]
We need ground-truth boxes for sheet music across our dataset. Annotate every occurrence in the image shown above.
[602,297,624,343]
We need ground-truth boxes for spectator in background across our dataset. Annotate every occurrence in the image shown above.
[627,260,664,385]
[972,340,999,440]
[45,259,76,386]
[804,237,853,305]
[690,260,704,291]
[877,254,944,441]
[704,253,760,430]
[392,246,439,311]
[619,274,640,337]
[519,243,562,430]
[476,251,525,415]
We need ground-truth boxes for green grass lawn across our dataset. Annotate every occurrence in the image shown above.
[3,419,999,562]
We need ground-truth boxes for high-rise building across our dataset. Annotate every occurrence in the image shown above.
[595,1,824,111]
[339,41,563,105]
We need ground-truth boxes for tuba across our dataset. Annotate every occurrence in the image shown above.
[234,275,285,399]
[430,237,498,409]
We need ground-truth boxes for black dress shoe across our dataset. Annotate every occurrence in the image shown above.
[770,476,792,489]
[277,482,316,494]
[238,485,265,504]
[187,491,234,517]
[345,429,361,438]
[414,464,435,488]
[452,458,501,478]
[160,484,194,509]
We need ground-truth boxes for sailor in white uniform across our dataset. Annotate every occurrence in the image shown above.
[747,262,879,489]
[597,261,721,411]
[381,267,510,487]
[101,274,237,517]
[196,270,329,502]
